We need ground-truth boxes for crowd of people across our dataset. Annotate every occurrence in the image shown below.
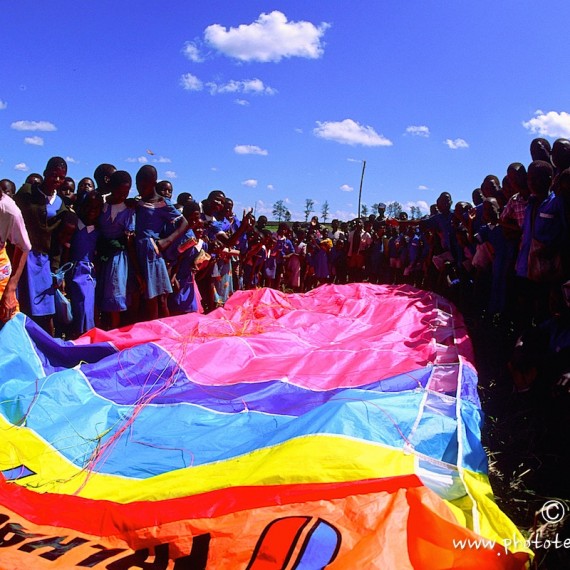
[0,140,568,397]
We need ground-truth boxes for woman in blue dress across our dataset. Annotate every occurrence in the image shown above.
[135,165,189,322]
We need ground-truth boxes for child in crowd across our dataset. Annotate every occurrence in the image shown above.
[15,157,76,336]
[97,170,136,330]
[304,241,317,291]
[212,244,240,307]
[284,231,305,292]
[0,179,16,199]
[77,177,95,200]
[243,231,266,290]
[134,165,189,322]
[313,238,332,285]
[156,180,174,200]
[224,198,245,292]
[273,222,294,290]
[515,160,564,325]
[66,191,104,338]
[474,198,509,319]
[330,237,348,284]
[367,229,385,284]
[58,177,76,208]
[165,201,202,315]
[263,233,278,288]
[404,226,423,286]
[210,199,241,306]
[175,192,194,211]
[191,220,212,312]
[93,163,117,198]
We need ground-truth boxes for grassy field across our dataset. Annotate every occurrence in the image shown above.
[467,314,569,569]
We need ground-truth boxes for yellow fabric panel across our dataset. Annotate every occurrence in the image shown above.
[0,417,415,502]
[457,469,533,558]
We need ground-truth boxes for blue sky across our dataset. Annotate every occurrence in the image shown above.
[2,1,570,221]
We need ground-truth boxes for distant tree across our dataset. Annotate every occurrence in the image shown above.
[321,200,330,223]
[371,202,380,213]
[272,200,286,222]
[284,210,292,222]
[386,201,403,218]
[410,205,421,219]
[361,204,369,218]
[304,198,314,222]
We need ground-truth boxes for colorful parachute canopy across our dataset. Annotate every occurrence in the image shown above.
[0,283,530,569]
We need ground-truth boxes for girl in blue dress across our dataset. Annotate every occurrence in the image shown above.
[67,191,103,338]
[134,165,189,322]
[164,202,202,315]
[313,238,332,285]
[15,156,75,336]
[97,170,136,330]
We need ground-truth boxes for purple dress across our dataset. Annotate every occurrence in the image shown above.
[22,195,65,316]
[313,247,330,279]
[68,222,99,335]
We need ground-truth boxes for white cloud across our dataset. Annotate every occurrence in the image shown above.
[204,11,329,63]
[295,128,303,134]
[14,162,29,172]
[340,184,354,192]
[0,100,7,110]
[444,138,469,149]
[290,210,306,220]
[406,125,430,137]
[267,184,275,191]
[416,200,429,212]
[243,79,276,94]
[234,144,268,156]
[252,199,271,216]
[333,209,358,221]
[242,179,258,188]
[211,166,218,171]
[153,156,172,163]
[347,157,362,163]
[234,99,249,106]
[207,78,276,95]
[523,110,570,138]
[24,136,44,146]
[314,119,392,147]
[181,76,276,96]
[180,73,203,91]
[11,120,56,132]
[126,156,148,163]
[164,170,177,179]
[182,41,204,63]
[418,185,428,190]
[65,156,79,164]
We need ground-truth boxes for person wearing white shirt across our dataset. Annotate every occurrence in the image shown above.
[0,188,31,323]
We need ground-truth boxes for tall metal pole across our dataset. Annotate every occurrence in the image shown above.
[357,160,366,218]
